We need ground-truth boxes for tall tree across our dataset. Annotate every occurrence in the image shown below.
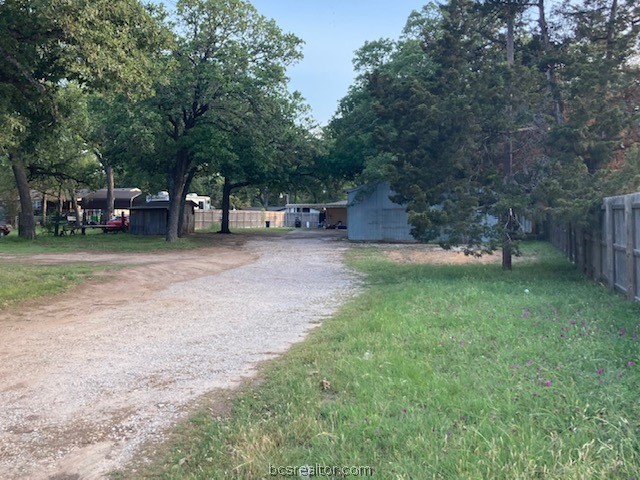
[150,0,302,241]
[537,0,640,225]
[0,0,169,238]
[370,0,510,253]
[480,0,539,269]
[325,6,440,190]
[215,90,318,233]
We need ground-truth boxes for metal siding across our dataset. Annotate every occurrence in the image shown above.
[348,182,414,242]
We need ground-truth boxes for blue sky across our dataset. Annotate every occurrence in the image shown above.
[158,0,427,125]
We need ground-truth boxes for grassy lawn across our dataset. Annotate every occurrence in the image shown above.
[0,229,211,309]
[0,264,114,310]
[133,242,640,479]
[0,229,213,254]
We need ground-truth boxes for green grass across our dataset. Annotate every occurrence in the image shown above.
[0,264,113,309]
[0,229,213,254]
[0,229,210,308]
[122,242,640,479]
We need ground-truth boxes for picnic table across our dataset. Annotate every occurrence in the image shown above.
[56,214,128,236]
[59,224,114,235]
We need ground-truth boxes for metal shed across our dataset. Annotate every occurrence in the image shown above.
[129,200,197,236]
[347,182,415,242]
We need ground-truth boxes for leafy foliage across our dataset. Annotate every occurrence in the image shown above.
[328,0,640,260]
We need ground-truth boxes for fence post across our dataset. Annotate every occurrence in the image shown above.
[625,195,635,300]
[605,198,615,291]
[593,229,602,282]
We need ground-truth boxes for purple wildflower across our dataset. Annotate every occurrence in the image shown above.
[545,380,552,387]
[597,368,604,375]
[627,361,634,367]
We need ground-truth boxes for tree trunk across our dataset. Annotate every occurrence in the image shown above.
[506,11,515,66]
[178,167,197,237]
[219,176,232,234]
[502,244,513,270]
[538,0,564,126]
[167,183,184,242]
[69,189,81,226]
[95,149,115,222]
[605,0,618,63]
[41,191,48,227]
[11,159,36,239]
[105,161,115,222]
[502,11,516,270]
[166,148,190,242]
[503,208,518,270]
[502,208,514,270]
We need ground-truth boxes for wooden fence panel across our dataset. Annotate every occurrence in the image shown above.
[552,192,640,303]
[194,210,286,230]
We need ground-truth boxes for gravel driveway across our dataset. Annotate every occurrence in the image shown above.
[0,231,357,479]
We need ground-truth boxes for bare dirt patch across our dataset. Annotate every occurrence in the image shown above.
[0,231,356,479]
[384,244,502,265]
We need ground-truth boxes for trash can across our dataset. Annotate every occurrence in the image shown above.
[294,217,301,228]
[265,221,270,228]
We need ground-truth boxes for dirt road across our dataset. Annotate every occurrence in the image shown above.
[0,231,356,479]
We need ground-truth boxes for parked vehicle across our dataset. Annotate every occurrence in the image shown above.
[0,224,11,236]
[104,215,129,233]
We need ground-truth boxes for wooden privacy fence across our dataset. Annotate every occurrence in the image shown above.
[195,209,286,230]
[550,192,640,302]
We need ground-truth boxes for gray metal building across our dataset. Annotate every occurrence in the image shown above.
[347,182,415,242]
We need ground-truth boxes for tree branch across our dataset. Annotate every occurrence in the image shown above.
[0,45,47,94]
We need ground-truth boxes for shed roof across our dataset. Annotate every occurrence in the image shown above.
[130,200,198,211]
[80,188,143,210]
[286,200,347,209]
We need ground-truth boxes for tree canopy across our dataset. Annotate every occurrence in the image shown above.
[327,0,640,267]
[1,0,320,241]
[0,0,170,238]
